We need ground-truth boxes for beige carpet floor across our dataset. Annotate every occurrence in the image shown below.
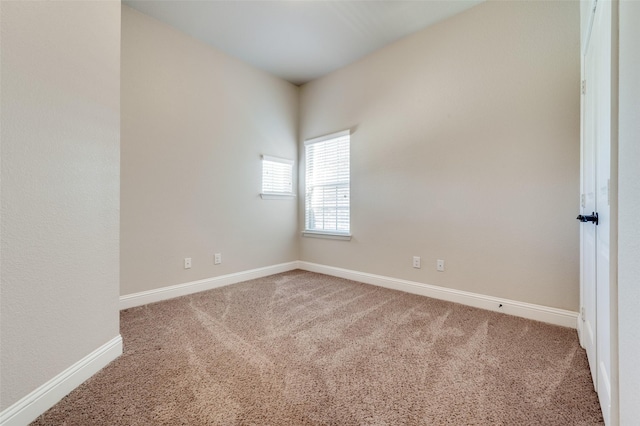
[32,270,603,425]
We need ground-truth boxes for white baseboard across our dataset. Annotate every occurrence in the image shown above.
[0,262,577,425]
[598,361,612,425]
[577,314,585,347]
[120,259,578,327]
[0,335,122,426]
[120,261,301,310]
[120,261,580,329]
[298,261,578,329]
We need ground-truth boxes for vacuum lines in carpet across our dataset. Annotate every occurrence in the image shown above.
[32,270,603,425]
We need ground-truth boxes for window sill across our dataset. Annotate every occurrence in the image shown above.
[302,231,352,241]
[260,193,296,200]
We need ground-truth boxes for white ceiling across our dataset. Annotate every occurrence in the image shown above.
[124,1,484,86]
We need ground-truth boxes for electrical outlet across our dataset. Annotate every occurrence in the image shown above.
[184,257,192,269]
[214,253,222,265]
[412,256,421,269]
[437,259,445,272]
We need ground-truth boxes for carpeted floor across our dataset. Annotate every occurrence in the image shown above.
[32,270,603,425]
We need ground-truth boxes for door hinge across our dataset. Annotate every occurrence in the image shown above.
[581,80,586,95]
[581,307,586,321]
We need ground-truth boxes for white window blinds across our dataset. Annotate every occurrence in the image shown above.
[262,155,293,196]
[305,130,350,235]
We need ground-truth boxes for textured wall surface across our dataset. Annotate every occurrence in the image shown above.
[0,1,121,410]
[618,0,640,421]
[120,7,299,296]
[299,1,581,310]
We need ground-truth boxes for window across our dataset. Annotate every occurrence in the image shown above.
[304,130,350,238]
[261,155,294,199]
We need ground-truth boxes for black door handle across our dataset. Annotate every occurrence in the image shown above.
[576,212,598,225]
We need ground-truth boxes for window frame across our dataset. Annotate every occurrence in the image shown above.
[303,130,351,240]
[260,155,295,199]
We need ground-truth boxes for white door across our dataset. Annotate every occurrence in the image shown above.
[581,30,597,387]
[580,0,612,423]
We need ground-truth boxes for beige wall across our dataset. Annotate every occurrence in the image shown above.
[299,1,580,311]
[0,1,121,410]
[120,7,299,296]
[618,0,640,421]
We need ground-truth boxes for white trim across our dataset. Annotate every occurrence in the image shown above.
[298,261,579,329]
[0,263,579,426]
[260,193,295,200]
[304,129,350,146]
[302,231,352,241]
[582,0,597,57]
[121,260,579,327]
[120,261,300,310]
[0,335,122,426]
[598,361,612,425]
[261,154,293,165]
[577,311,585,348]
